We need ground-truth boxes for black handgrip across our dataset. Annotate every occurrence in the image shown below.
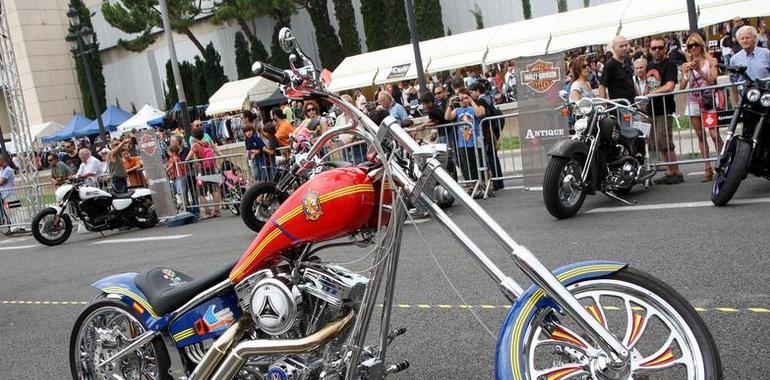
[252,61,290,85]
[717,63,747,74]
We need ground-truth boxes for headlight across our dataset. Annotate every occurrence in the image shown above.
[577,98,594,115]
[761,93,770,108]
[746,88,761,103]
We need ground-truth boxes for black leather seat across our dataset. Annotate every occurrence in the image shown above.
[620,128,642,139]
[112,190,135,199]
[135,261,235,316]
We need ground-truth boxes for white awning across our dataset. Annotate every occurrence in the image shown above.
[116,104,165,134]
[697,0,770,28]
[547,1,629,53]
[374,45,430,85]
[620,0,689,41]
[424,27,500,73]
[29,121,65,140]
[206,76,278,116]
[327,53,382,92]
[485,14,560,63]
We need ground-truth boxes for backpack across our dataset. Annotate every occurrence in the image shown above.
[198,142,216,170]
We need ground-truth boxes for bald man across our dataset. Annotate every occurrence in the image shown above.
[599,35,636,104]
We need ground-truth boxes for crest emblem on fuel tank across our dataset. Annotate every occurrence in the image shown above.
[302,191,323,221]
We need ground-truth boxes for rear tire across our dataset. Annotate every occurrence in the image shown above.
[70,295,171,380]
[711,139,751,206]
[543,157,586,219]
[132,197,159,229]
[31,207,72,246]
[240,182,288,233]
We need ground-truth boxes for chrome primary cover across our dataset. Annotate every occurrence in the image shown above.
[249,277,300,335]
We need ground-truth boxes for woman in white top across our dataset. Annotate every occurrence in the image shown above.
[680,32,723,182]
[568,56,594,101]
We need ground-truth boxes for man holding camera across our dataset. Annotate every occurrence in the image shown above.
[445,89,485,182]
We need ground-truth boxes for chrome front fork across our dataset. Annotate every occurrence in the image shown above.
[385,124,630,366]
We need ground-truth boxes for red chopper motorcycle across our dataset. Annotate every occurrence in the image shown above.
[69,29,721,380]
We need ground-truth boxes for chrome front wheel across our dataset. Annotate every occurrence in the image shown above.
[521,268,721,379]
[70,298,169,380]
[543,157,587,219]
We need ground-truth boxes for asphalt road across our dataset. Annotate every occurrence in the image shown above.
[1,170,768,379]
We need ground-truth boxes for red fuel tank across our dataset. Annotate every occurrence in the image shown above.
[230,167,376,283]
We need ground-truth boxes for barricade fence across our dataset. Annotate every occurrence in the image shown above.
[174,152,252,216]
[479,113,524,197]
[645,81,740,174]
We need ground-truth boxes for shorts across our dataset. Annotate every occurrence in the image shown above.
[653,115,676,152]
[684,101,701,117]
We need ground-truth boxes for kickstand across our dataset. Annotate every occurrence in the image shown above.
[603,191,637,206]
[99,231,105,238]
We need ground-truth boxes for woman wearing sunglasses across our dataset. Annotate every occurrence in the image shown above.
[568,56,595,101]
[680,32,724,182]
[294,100,329,149]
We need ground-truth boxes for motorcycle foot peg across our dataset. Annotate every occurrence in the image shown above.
[387,326,407,345]
[386,360,410,374]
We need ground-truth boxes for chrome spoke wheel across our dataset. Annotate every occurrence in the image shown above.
[526,279,706,380]
[75,306,160,380]
[253,194,280,223]
[557,161,584,208]
[37,213,66,241]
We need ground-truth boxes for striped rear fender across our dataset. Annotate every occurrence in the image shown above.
[494,260,627,380]
[91,273,167,331]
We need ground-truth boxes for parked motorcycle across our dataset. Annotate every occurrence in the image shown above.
[31,179,157,246]
[543,94,657,219]
[711,64,770,206]
[70,28,720,380]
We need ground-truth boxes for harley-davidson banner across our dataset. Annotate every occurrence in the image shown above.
[515,53,569,190]
[138,130,176,218]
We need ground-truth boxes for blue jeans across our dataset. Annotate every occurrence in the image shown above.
[112,177,128,193]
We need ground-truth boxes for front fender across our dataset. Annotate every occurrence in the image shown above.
[494,260,627,380]
[91,273,167,330]
[547,138,589,159]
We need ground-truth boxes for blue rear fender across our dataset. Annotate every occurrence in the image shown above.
[91,273,168,331]
[494,260,627,380]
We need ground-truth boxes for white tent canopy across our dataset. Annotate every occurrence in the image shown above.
[29,121,65,141]
[116,104,165,134]
[328,0,770,92]
[206,76,279,116]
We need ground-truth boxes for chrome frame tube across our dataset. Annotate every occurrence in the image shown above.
[98,330,159,368]
[171,279,232,323]
[376,191,407,362]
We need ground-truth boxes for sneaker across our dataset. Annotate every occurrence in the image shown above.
[666,173,684,185]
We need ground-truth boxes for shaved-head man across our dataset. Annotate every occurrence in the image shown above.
[598,35,636,103]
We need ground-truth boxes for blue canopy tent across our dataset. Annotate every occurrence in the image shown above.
[41,113,92,143]
[74,106,133,137]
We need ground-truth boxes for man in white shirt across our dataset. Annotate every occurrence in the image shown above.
[74,148,102,187]
[0,155,15,201]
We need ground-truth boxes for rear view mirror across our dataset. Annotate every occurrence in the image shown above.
[558,90,568,101]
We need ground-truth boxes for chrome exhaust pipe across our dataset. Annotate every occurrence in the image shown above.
[210,310,355,380]
[188,318,250,380]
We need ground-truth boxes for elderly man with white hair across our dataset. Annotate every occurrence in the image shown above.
[73,148,102,187]
[730,25,770,81]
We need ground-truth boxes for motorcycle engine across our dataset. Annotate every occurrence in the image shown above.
[233,264,369,379]
[78,197,114,226]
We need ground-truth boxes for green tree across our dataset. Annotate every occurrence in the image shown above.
[557,0,568,13]
[165,59,196,108]
[332,0,361,56]
[360,0,387,51]
[250,37,270,64]
[584,0,590,7]
[211,0,261,45]
[203,43,229,97]
[305,0,344,69]
[521,0,532,19]
[470,3,484,30]
[270,8,294,67]
[192,56,207,105]
[234,31,252,79]
[67,0,106,119]
[414,0,444,40]
[101,0,207,58]
[384,0,410,45]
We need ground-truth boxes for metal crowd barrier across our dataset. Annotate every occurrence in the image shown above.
[174,152,252,216]
[479,113,524,197]
[406,120,484,195]
[644,81,739,171]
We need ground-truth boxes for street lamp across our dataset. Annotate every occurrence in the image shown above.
[67,7,107,145]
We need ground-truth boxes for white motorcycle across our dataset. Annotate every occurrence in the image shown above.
[31,179,157,246]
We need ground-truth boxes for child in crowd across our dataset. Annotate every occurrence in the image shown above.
[243,125,266,182]
[261,122,280,179]
[165,144,186,203]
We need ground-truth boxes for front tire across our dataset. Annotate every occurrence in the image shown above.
[31,207,72,246]
[506,267,722,379]
[70,295,170,380]
[543,157,587,219]
[712,139,751,206]
[240,182,289,233]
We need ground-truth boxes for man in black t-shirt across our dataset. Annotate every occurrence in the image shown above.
[599,35,636,104]
[647,36,683,185]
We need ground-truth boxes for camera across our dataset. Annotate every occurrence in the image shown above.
[451,96,462,108]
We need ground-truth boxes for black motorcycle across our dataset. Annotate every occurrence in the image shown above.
[711,65,770,206]
[31,179,158,246]
[543,93,656,219]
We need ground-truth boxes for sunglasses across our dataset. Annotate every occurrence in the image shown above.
[305,108,317,113]
[686,43,700,49]
[582,64,589,69]
[47,158,54,162]
[650,46,665,51]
